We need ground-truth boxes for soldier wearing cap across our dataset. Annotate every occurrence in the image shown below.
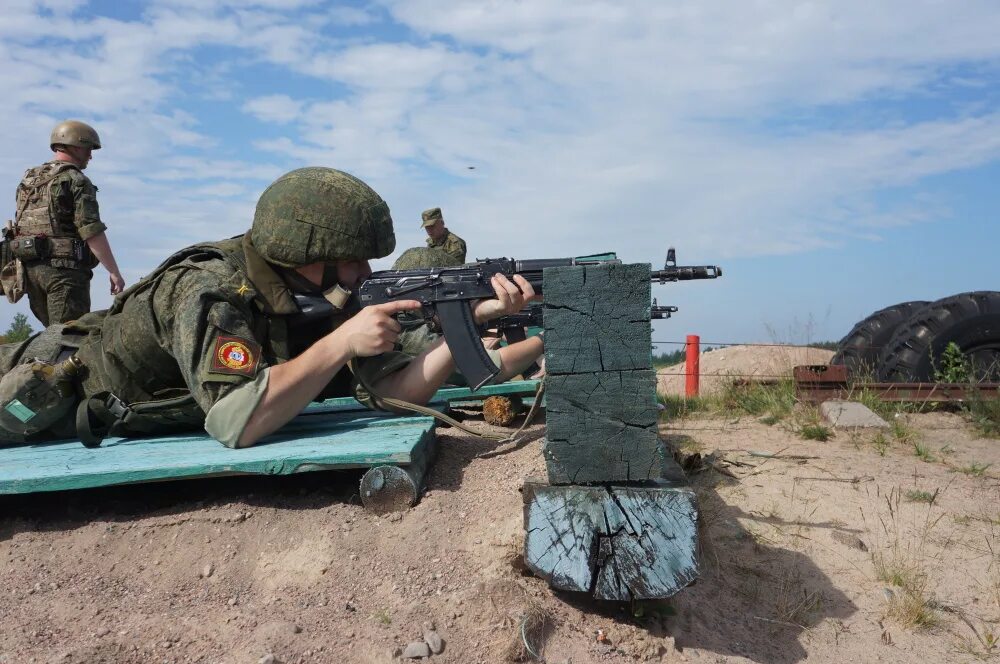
[0,168,543,449]
[421,207,467,263]
[7,120,125,326]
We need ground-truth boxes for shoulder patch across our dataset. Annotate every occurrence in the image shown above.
[210,336,261,376]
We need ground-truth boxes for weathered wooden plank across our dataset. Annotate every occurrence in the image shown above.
[522,479,699,601]
[543,263,652,375]
[0,410,436,495]
[544,370,662,483]
[304,379,541,414]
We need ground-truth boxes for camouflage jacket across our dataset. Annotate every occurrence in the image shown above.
[74,234,410,430]
[425,230,467,263]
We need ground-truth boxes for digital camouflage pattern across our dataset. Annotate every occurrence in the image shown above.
[425,229,467,263]
[14,161,105,324]
[420,207,443,227]
[23,264,91,326]
[251,167,395,267]
[391,246,461,271]
[0,235,411,447]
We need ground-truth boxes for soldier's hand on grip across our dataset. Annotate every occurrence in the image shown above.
[335,300,421,358]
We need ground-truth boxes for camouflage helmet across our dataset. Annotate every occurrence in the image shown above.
[391,247,462,270]
[251,167,396,267]
[50,120,101,151]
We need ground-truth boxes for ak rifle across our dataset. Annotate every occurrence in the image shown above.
[356,248,721,389]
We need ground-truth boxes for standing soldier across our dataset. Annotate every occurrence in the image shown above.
[10,120,125,325]
[421,207,467,263]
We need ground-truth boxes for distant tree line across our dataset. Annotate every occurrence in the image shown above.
[0,313,33,345]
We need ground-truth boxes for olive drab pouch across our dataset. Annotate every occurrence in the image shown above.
[0,356,83,437]
[0,258,25,303]
[10,235,48,262]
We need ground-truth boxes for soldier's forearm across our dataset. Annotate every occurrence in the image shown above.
[85,232,122,275]
[237,334,352,447]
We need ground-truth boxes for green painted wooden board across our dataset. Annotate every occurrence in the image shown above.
[303,378,541,413]
[0,410,436,495]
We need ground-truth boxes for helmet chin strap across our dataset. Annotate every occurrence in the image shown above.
[280,263,353,311]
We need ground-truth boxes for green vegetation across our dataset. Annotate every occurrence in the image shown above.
[0,313,33,344]
[933,342,971,384]
[799,423,832,442]
[720,379,797,420]
[911,441,935,463]
[957,462,991,477]
[966,390,1000,438]
[904,489,938,505]
[871,432,890,456]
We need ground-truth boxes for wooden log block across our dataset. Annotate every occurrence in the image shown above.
[543,263,652,375]
[543,370,662,483]
[359,428,437,514]
[522,478,698,600]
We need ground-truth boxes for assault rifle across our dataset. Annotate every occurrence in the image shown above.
[356,249,721,389]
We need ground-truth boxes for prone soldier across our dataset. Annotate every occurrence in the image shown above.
[0,168,543,449]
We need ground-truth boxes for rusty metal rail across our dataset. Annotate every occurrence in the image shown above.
[793,365,1000,403]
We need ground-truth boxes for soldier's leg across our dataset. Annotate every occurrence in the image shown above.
[0,325,71,447]
[22,263,51,327]
[36,265,92,324]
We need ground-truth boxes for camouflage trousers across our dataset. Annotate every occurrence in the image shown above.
[24,262,92,326]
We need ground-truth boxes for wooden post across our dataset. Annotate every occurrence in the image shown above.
[685,334,700,398]
[522,262,699,601]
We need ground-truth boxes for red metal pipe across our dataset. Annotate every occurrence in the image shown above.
[685,335,700,397]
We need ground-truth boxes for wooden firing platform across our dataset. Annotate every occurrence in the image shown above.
[0,379,540,497]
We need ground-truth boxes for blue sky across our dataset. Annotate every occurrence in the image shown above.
[1,0,999,346]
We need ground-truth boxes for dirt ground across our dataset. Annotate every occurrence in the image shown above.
[3,348,1000,663]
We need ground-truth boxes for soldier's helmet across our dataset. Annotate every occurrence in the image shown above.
[50,120,102,151]
[251,167,396,267]
[391,247,462,270]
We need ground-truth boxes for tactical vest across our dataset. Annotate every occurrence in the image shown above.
[13,162,95,267]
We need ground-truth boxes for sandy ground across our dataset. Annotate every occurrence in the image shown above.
[657,345,835,396]
[3,347,1000,663]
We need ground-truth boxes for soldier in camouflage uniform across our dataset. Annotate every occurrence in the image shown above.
[0,168,544,448]
[421,207,467,262]
[9,120,125,325]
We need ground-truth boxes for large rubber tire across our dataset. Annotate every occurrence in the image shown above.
[831,301,929,377]
[876,291,1000,382]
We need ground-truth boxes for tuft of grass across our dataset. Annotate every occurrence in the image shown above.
[719,379,796,421]
[911,441,935,463]
[799,423,832,442]
[885,586,938,629]
[891,418,916,444]
[957,462,991,477]
[966,390,1000,438]
[871,432,890,457]
[371,608,392,625]
[904,488,938,505]
[760,414,781,426]
[658,394,714,419]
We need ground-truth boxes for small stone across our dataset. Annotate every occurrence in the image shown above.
[402,641,431,659]
[228,597,238,606]
[201,563,214,578]
[424,630,445,654]
[388,647,403,659]
[258,655,278,664]
[293,624,302,634]
[95,626,110,637]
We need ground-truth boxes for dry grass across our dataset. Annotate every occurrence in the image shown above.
[865,486,944,630]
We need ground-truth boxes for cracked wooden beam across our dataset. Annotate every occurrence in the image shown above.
[522,475,699,601]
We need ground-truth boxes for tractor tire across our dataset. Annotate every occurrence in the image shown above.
[831,300,929,377]
[876,291,1000,382]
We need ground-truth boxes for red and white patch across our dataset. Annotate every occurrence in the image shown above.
[210,336,259,376]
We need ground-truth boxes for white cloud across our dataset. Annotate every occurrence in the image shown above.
[243,94,305,124]
[2,0,1000,339]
